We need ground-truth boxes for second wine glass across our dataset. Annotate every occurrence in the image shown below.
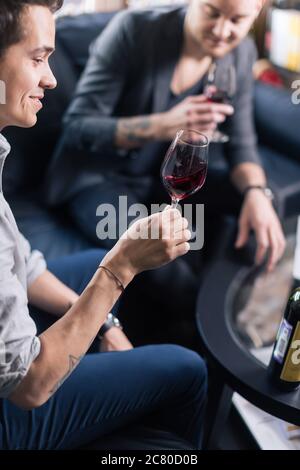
[161,129,209,209]
[204,63,236,143]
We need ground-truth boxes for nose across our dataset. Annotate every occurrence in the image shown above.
[212,18,232,41]
[41,63,57,90]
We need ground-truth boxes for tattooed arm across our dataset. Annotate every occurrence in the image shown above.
[116,114,163,149]
[8,210,191,410]
[9,266,127,410]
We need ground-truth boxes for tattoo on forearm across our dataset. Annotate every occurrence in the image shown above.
[49,354,83,395]
[119,117,152,144]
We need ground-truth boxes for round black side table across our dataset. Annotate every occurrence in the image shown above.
[196,253,300,449]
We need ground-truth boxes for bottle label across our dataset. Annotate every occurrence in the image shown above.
[274,319,293,364]
[280,322,300,383]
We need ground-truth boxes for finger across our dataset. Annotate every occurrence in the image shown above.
[174,229,192,244]
[278,232,287,259]
[162,205,181,216]
[186,95,209,103]
[189,102,234,116]
[266,222,286,272]
[266,228,280,273]
[254,228,269,266]
[160,210,182,238]
[161,207,182,222]
[173,216,189,233]
[189,112,227,125]
[275,223,286,260]
[173,242,191,258]
[235,219,250,249]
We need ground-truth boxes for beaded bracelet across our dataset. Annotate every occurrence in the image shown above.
[98,265,125,293]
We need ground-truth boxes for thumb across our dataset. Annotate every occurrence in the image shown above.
[163,204,181,215]
[235,220,250,249]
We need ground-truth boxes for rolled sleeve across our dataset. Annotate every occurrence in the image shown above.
[19,233,47,287]
[0,273,41,399]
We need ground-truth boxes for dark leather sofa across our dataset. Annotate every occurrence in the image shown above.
[3,11,300,263]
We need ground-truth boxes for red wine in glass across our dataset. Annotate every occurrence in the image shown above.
[204,63,236,143]
[206,89,233,106]
[161,129,209,208]
[163,163,207,201]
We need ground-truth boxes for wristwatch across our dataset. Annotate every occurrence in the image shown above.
[97,313,123,340]
[243,185,274,202]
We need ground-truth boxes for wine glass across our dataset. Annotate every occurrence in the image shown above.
[161,129,209,209]
[204,63,236,143]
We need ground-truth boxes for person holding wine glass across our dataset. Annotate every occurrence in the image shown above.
[0,0,208,450]
[46,0,285,285]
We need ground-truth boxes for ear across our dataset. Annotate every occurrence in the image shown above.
[255,0,267,18]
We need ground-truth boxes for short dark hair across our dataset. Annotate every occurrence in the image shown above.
[0,0,63,58]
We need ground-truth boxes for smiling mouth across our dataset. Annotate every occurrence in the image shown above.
[30,97,43,109]
[206,37,230,47]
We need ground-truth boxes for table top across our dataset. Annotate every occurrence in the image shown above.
[196,251,300,426]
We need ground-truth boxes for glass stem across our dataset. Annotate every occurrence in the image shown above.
[171,198,179,209]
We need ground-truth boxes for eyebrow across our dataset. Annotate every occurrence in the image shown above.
[203,2,220,12]
[31,46,55,55]
[203,2,250,19]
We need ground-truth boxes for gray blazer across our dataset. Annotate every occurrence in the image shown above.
[45,6,261,205]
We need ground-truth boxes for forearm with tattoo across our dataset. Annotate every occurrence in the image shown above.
[116,114,162,149]
[49,354,83,394]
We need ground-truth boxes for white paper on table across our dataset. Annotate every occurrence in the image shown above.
[233,344,300,450]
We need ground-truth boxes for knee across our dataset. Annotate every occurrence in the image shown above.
[149,344,207,392]
[172,345,207,390]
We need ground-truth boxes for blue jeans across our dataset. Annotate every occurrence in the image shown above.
[0,250,207,450]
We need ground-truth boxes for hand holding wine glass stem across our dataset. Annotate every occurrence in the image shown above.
[116,96,233,149]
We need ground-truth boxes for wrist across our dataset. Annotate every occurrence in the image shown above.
[243,185,274,202]
[101,253,135,289]
[153,112,168,141]
[98,312,123,340]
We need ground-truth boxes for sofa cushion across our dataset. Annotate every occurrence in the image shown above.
[254,81,300,163]
[56,12,116,75]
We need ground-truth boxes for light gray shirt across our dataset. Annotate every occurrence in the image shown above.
[0,134,46,399]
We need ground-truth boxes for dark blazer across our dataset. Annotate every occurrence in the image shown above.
[45,6,261,206]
